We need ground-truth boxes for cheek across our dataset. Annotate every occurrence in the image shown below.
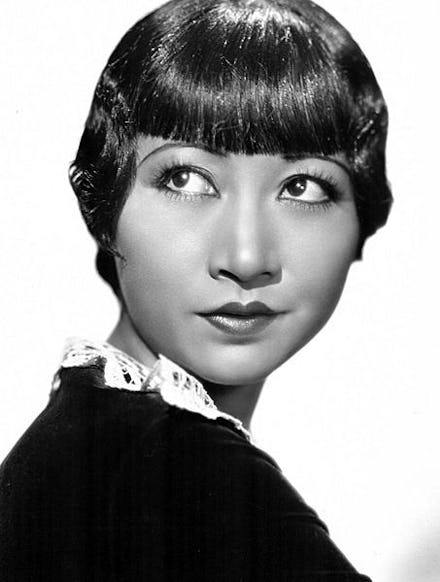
[283,212,359,315]
[114,196,205,313]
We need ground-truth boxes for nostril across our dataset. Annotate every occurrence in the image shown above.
[217,269,242,284]
[217,268,275,285]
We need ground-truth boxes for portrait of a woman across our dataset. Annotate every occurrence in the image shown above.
[1,0,436,580]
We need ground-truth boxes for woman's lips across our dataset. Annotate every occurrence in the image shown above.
[198,301,280,335]
[200,313,278,335]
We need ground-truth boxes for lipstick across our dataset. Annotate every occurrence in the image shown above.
[198,301,280,336]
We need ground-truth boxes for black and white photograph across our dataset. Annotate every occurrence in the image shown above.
[0,1,438,580]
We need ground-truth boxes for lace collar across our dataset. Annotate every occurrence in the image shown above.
[52,338,250,441]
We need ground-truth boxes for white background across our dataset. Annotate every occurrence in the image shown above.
[0,1,439,581]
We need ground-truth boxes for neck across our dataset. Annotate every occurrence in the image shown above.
[108,310,265,430]
[200,379,264,431]
[108,311,158,368]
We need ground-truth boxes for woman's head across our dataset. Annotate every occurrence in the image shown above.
[71,0,391,280]
[69,0,391,383]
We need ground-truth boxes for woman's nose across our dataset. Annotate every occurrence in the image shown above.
[209,200,281,287]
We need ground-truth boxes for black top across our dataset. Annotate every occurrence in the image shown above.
[0,360,371,581]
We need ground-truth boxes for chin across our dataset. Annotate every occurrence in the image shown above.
[183,350,279,387]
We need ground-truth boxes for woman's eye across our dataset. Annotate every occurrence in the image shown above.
[280,177,331,204]
[165,169,216,196]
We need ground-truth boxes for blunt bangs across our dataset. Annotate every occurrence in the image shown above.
[133,2,352,155]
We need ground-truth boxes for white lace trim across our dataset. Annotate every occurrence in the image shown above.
[52,338,250,441]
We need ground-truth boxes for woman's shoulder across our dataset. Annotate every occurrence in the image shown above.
[0,337,303,518]
[0,338,252,482]
[51,337,250,437]
[0,340,370,581]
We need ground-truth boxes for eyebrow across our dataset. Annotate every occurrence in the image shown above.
[282,153,352,177]
[138,142,352,178]
[137,142,228,167]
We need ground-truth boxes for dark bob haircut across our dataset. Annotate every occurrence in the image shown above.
[70,0,392,294]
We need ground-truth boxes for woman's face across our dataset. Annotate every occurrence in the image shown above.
[115,135,359,385]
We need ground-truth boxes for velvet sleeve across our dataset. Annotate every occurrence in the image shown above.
[0,367,372,581]
[111,407,372,581]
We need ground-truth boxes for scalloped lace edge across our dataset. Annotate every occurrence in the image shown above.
[51,337,250,441]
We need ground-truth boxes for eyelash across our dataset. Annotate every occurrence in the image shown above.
[149,162,343,210]
[150,162,218,202]
[280,170,343,212]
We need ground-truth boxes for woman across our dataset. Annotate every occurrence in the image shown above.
[0,0,391,579]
